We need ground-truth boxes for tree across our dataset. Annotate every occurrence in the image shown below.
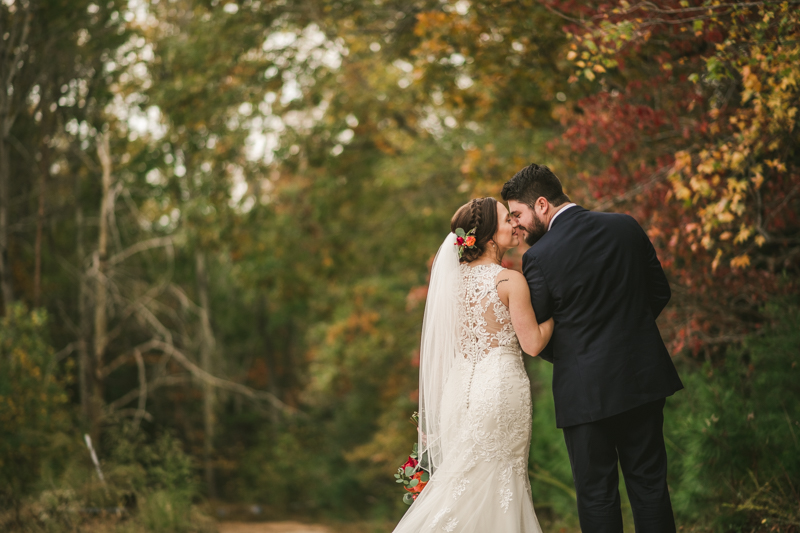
[544,0,800,355]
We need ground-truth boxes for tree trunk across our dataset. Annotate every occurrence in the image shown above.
[34,128,50,307]
[91,132,113,439]
[0,7,32,314]
[196,250,216,498]
[76,165,91,423]
[0,137,12,312]
[257,294,280,430]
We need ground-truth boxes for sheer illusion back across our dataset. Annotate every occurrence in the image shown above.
[457,263,520,363]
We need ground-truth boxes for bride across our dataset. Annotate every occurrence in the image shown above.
[393,197,554,533]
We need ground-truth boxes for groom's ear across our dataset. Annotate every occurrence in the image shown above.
[535,197,549,215]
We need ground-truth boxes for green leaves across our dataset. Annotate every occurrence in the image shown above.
[705,56,729,81]
[0,304,71,504]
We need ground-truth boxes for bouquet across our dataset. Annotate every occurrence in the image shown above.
[394,412,430,505]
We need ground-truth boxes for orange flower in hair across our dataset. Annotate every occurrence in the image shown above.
[454,227,477,258]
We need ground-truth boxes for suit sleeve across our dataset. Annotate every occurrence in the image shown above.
[639,224,671,319]
[522,252,555,363]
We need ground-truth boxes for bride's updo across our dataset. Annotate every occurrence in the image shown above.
[450,197,499,263]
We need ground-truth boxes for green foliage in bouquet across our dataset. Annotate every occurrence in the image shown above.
[394,442,430,505]
[394,413,429,505]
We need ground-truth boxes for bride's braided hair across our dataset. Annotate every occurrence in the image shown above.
[450,197,499,263]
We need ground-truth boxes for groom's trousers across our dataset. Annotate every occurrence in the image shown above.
[562,398,676,533]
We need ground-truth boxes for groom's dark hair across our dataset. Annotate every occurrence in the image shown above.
[501,164,570,208]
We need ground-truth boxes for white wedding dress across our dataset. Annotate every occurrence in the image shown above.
[393,262,543,533]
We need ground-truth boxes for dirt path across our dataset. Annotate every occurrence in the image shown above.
[218,522,332,533]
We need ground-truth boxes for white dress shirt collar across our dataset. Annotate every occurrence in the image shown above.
[548,203,577,231]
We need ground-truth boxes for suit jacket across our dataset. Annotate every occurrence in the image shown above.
[522,206,683,428]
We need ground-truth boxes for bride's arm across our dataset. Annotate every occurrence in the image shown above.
[497,270,555,357]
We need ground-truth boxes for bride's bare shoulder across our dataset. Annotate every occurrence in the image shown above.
[495,269,527,303]
[495,268,525,286]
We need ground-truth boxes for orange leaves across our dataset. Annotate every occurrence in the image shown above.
[733,224,752,245]
[406,286,428,311]
[730,254,751,270]
[459,146,482,176]
[323,311,379,345]
[741,65,762,93]
[413,11,452,37]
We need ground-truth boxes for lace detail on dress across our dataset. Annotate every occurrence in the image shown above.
[452,264,532,512]
[456,264,520,364]
[452,477,470,500]
[430,508,450,529]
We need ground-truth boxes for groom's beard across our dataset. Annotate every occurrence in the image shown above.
[522,216,548,246]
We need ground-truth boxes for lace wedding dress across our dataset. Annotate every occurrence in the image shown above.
[393,262,543,533]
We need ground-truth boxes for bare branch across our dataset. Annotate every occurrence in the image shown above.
[168,283,203,315]
[54,342,77,362]
[132,298,173,346]
[593,165,672,212]
[132,349,147,430]
[1,9,32,136]
[99,351,133,379]
[109,236,173,266]
[113,408,154,422]
[108,181,125,253]
[147,339,298,415]
[70,142,101,173]
[102,339,300,417]
[104,280,171,347]
[106,374,191,412]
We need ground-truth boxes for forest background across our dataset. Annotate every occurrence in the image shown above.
[1,0,798,532]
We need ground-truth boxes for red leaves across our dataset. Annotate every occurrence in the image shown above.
[561,89,667,159]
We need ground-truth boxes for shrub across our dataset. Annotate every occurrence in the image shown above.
[0,304,73,521]
[669,299,800,531]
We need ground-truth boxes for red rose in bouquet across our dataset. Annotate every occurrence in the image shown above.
[401,455,418,471]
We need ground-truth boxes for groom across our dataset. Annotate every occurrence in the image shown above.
[501,164,683,533]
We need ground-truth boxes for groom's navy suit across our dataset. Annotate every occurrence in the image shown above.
[522,206,683,533]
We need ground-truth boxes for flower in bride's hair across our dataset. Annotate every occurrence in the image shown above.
[454,227,477,258]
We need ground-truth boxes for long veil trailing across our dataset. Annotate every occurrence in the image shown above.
[417,233,460,475]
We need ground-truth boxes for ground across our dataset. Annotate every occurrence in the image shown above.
[217,522,332,533]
